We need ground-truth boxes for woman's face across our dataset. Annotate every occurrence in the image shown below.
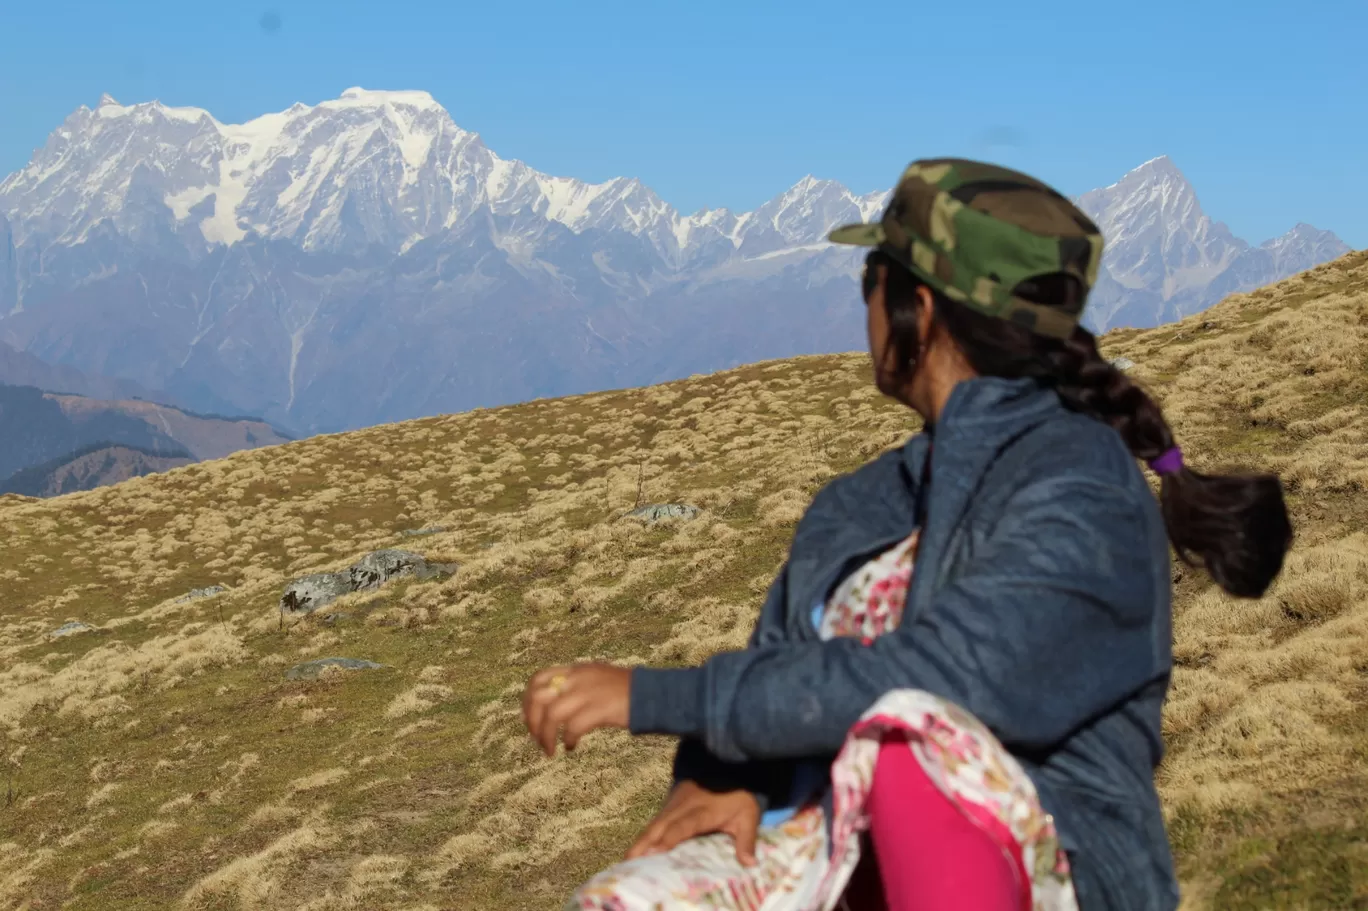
[863,260,900,399]
[859,261,891,391]
[863,259,951,418]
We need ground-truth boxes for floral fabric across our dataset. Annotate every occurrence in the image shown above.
[567,530,1078,911]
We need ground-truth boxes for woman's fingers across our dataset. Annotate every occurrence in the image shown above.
[562,697,612,752]
[625,785,695,859]
[524,664,630,755]
[537,690,597,757]
[723,814,759,867]
[521,666,560,739]
[625,788,762,868]
[523,666,573,754]
[625,815,673,859]
[652,806,717,855]
[627,807,701,860]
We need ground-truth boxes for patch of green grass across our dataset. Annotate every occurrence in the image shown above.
[1214,824,1368,909]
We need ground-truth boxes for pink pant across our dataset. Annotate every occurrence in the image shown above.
[858,735,1025,911]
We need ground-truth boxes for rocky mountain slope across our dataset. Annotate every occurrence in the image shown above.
[1077,156,1351,330]
[1,251,1364,910]
[0,381,292,491]
[0,442,196,497]
[0,91,1349,435]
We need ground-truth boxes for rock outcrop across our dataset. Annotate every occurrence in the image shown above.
[175,584,227,603]
[625,504,701,523]
[279,549,457,615]
[48,621,94,639]
[285,657,387,680]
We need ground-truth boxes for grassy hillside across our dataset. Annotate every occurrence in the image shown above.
[2,251,1367,910]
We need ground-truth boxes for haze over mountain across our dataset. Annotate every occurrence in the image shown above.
[0,90,1349,434]
[0,337,168,401]
[0,381,292,494]
[0,442,197,498]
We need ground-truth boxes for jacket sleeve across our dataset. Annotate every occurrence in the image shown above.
[629,474,1168,762]
[653,561,800,807]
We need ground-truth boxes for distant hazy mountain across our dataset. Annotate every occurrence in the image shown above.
[0,337,167,401]
[0,91,1350,433]
[0,442,196,498]
[0,382,292,494]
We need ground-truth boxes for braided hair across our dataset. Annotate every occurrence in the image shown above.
[870,249,1293,598]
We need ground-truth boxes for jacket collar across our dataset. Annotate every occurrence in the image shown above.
[786,376,1063,630]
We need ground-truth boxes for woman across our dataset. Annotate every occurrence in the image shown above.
[521,158,1293,911]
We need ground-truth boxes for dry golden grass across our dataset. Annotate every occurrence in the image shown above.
[2,251,1367,909]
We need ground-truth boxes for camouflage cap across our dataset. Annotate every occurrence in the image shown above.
[829,158,1103,338]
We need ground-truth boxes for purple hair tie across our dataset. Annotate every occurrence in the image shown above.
[1148,446,1184,475]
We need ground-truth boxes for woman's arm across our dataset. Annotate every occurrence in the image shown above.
[629,474,1170,762]
[664,561,799,809]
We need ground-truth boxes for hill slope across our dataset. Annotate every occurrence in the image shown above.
[1,253,1366,909]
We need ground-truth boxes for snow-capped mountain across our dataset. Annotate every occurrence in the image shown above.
[1,89,883,267]
[0,91,1349,434]
[1076,156,1351,330]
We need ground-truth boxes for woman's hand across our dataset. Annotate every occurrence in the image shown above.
[521,663,631,756]
[626,780,761,867]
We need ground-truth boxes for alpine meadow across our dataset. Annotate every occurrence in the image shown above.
[2,250,1367,910]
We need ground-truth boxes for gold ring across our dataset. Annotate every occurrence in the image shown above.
[547,674,568,696]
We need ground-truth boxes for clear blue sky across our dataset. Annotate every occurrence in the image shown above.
[3,0,1364,247]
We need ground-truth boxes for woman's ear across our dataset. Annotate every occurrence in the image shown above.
[914,284,936,352]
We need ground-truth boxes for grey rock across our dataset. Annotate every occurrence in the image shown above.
[279,571,352,615]
[49,621,95,639]
[285,657,386,681]
[1109,356,1136,372]
[626,503,701,523]
[175,584,227,603]
[349,549,455,589]
[399,526,448,538]
[280,549,458,614]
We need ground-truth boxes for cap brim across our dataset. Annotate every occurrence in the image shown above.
[827,222,887,246]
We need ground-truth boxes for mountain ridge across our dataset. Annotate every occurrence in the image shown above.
[0,380,292,492]
[0,91,1351,434]
[0,440,196,498]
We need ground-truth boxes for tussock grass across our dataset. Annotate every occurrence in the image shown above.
[3,252,1368,909]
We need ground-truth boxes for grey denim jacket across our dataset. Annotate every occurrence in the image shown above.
[629,375,1181,911]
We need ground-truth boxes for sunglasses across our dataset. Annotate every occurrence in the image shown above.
[860,252,883,303]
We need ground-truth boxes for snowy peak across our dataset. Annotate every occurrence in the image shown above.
[1077,156,1351,330]
[729,176,889,255]
[0,100,1354,438]
[335,87,444,110]
[1264,222,1346,251]
[0,89,893,266]
[1077,156,1246,299]
[1254,222,1351,276]
[1078,155,1214,244]
[2,89,1349,348]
